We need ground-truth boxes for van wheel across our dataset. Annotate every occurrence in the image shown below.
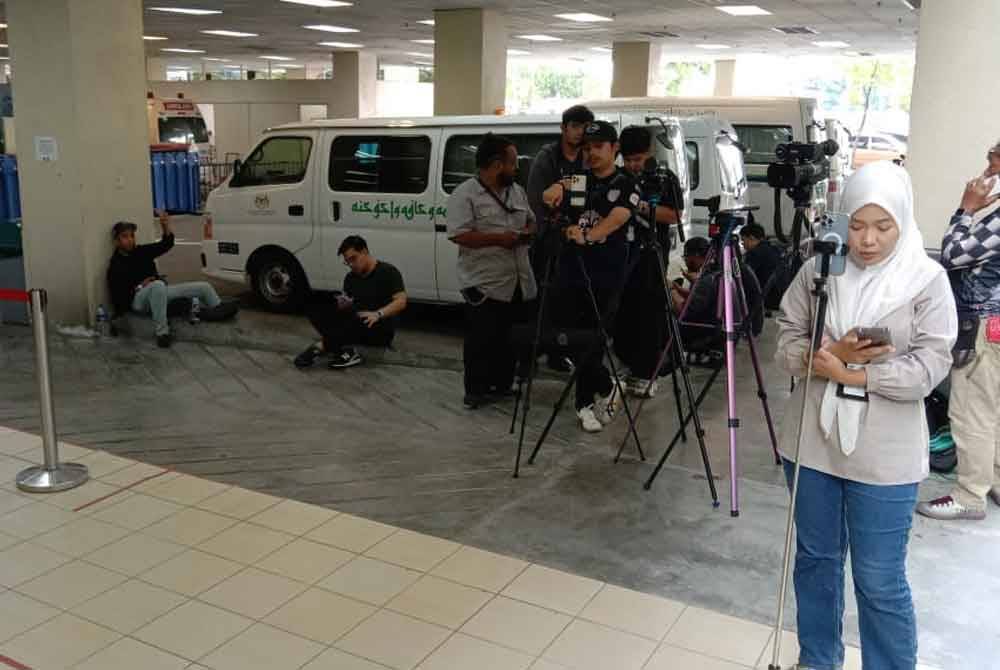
[250,251,308,312]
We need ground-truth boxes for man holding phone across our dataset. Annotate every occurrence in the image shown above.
[294,235,407,369]
[448,133,537,409]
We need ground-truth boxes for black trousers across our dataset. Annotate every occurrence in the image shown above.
[614,248,669,380]
[463,287,530,396]
[306,298,394,353]
[551,279,619,410]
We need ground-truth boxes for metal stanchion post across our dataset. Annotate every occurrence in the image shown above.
[16,289,89,493]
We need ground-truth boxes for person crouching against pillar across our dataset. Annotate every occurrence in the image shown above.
[448,133,537,410]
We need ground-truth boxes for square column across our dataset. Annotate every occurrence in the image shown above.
[8,0,153,326]
[611,42,661,98]
[434,9,507,116]
[713,59,736,97]
[329,51,377,118]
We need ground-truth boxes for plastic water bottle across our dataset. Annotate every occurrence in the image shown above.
[189,297,201,324]
[95,304,110,337]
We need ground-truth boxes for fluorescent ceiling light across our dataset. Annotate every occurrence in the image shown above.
[201,30,258,37]
[0,57,8,61]
[517,34,563,42]
[318,41,363,48]
[143,35,169,41]
[417,19,435,26]
[716,5,772,16]
[271,63,303,68]
[161,47,206,53]
[0,24,7,29]
[202,57,231,61]
[303,24,360,33]
[0,44,7,48]
[813,40,850,47]
[149,7,223,15]
[507,49,531,56]
[414,61,433,66]
[901,0,920,9]
[280,0,352,7]
[261,55,295,60]
[555,12,612,22]
[411,39,434,44]
[696,44,731,49]
[406,51,432,58]
[591,46,612,53]
[844,50,862,57]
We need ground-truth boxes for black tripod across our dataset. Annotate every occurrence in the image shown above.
[642,204,780,516]
[511,227,645,476]
[612,214,720,508]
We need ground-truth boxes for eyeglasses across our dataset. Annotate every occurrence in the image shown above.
[342,255,361,267]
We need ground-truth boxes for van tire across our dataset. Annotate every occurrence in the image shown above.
[249,250,308,313]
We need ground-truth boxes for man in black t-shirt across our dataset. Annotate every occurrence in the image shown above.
[294,236,407,369]
[542,120,638,433]
[739,223,782,303]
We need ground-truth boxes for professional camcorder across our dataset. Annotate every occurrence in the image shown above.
[766,139,839,192]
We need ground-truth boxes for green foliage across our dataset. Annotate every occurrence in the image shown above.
[663,61,712,96]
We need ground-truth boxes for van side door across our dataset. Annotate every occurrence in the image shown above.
[321,129,441,301]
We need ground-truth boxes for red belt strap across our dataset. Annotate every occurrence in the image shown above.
[0,289,29,303]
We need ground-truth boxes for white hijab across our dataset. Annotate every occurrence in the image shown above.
[820,161,944,455]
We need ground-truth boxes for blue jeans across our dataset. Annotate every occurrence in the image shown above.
[132,280,220,336]
[782,461,919,670]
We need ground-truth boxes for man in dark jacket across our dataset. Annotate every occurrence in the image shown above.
[106,212,234,348]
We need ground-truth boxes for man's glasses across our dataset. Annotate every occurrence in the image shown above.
[343,255,362,267]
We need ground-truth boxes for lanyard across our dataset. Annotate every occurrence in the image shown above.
[477,178,517,214]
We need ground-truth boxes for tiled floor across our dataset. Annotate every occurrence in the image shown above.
[0,428,943,670]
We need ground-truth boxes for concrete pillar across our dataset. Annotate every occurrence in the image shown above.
[433,9,507,116]
[146,56,167,82]
[611,41,661,98]
[714,59,736,96]
[329,51,376,118]
[8,0,152,326]
[909,0,1000,243]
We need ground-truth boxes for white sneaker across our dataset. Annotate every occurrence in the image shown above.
[577,406,603,433]
[627,377,659,398]
[593,378,625,425]
[915,495,986,521]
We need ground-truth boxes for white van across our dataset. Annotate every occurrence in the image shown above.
[585,98,747,237]
[147,95,212,159]
[201,114,689,310]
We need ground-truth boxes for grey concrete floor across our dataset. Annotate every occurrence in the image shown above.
[1,311,997,668]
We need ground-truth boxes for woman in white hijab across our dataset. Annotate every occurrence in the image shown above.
[775,161,957,670]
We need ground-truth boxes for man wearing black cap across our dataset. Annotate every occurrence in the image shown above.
[107,211,235,348]
[543,120,640,433]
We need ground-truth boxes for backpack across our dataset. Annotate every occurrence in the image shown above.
[925,379,956,473]
[762,244,802,312]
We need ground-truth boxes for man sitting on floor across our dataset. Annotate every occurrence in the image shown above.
[294,235,408,369]
[107,211,237,348]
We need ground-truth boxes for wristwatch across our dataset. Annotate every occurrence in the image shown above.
[582,229,594,246]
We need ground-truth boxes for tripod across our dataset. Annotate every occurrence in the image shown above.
[512,231,646,474]
[643,205,780,517]
[766,241,843,670]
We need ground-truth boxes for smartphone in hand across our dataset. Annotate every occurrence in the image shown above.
[856,327,891,347]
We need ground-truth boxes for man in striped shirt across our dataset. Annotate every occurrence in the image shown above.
[918,141,1000,521]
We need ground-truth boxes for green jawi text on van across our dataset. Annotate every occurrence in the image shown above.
[350,200,447,221]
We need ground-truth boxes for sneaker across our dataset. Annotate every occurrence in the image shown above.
[989,487,1000,508]
[328,347,363,370]
[627,377,659,399]
[463,393,490,410]
[577,406,603,433]
[156,333,173,349]
[593,378,625,425]
[915,495,986,521]
[294,344,323,368]
[200,299,239,322]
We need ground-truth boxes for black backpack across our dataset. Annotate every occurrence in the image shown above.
[762,245,802,313]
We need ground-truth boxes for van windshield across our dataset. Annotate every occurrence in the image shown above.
[716,138,746,196]
[159,116,209,144]
[733,124,793,165]
[653,124,688,192]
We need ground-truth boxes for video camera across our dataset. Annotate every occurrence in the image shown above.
[766,139,839,195]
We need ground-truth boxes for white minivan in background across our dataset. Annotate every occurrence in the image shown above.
[201,113,689,310]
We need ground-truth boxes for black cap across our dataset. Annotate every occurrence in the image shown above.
[684,237,711,258]
[111,221,137,239]
[583,120,618,144]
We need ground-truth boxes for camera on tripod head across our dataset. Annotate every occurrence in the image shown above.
[766,139,839,204]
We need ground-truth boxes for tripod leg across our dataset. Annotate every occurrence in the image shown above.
[721,244,741,517]
[670,361,687,443]
[602,345,645,462]
[528,366,579,465]
[509,378,523,436]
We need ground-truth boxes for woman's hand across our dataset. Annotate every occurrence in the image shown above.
[825,331,894,365]
[812,349,848,382]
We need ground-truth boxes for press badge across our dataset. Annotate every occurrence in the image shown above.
[836,364,868,402]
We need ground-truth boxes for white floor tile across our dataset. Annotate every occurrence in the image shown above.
[265,587,376,645]
[0,530,19,551]
[75,451,135,478]
[141,548,245,597]
[73,636,189,670]
[647,643,752,669]
[15,559,127,609]
[32,517,132,558]
[417,633,533,670]
[0,501,77,539]
[199,567,306,619]
[133,600,253,661]
[72,579,188,635]
[199,622,325,670]
[336,609,450,670]
[430,545,528,593]
[460,596,572,656]
[84,532,187,576]
[0,612,120,670]
[365,529,461,572]
[198,521,295,564]
[501,564,603,616]
[542,619,657,670]
[196,486,281,520]
[40,479,121,511]
[255,538,355,584]
[578,584,685,641]
[142,473,231,506]
[90,493,183,531]
[249,498,337,535]
[664,606,772,666]
[98,461,170,488]
[319,556,421,606]
[0,489,39,516]
[306,513,398,553]
[387,575,493,629]
[143,507,238,546]
[0,541,73,587]
[0,590,60,643]
[302,647,391,670]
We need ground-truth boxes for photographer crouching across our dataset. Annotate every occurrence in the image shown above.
[613,126,682,398]
[543,121,640,433]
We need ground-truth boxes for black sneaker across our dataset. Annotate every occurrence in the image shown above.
[156,333,173,349]
[328,347,363,369]
[294,344,323,369]
[463,393,490,410]
[200,300,239,322]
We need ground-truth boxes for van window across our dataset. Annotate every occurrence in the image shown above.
[231,136,312,187]
[685,141,700,190]
[442,133,559,193]
[733,125,793,165]
[159,116,210,144]
[716,139,746,196]
[652,125,686,189]
[330,136,431,194]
